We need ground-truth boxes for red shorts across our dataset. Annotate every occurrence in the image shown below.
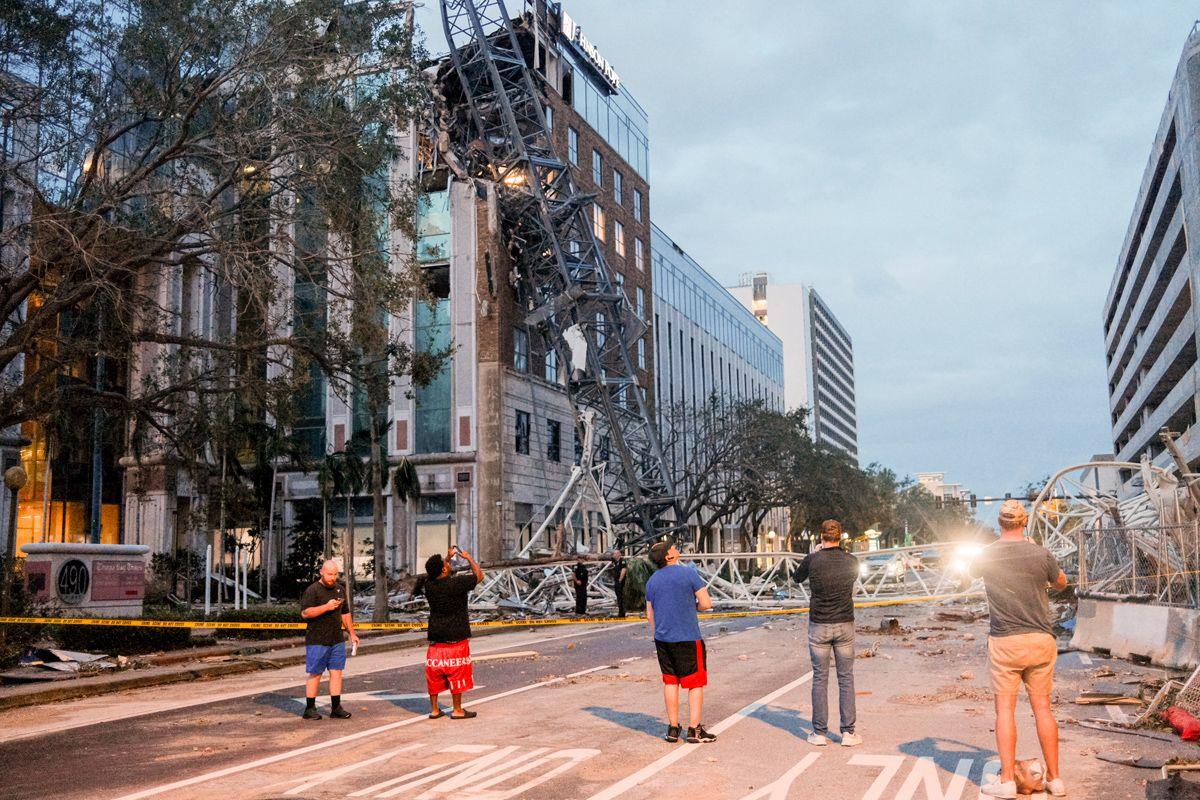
[655,639,708,689]
[425,640,474,695]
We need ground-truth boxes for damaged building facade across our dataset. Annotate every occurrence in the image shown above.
[117,3,656,577]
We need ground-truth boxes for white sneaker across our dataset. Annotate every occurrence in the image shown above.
[806,732,828,746]
[980,780,1017,799]
[840,732,862,747]
[1046,777,1067,796]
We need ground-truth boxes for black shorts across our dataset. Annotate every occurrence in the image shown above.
[655,639,708,688]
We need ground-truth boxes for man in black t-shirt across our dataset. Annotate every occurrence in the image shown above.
[299,559,359,720]
[611,550,627,618]
[794,520,861,747]
[573,557,589,615]
[419,547,484,719]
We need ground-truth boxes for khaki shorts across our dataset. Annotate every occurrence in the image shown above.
[988,633,1057,696]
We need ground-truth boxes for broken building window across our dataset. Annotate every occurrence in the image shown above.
[547,419,561,462]
[513,328,529,373]
[515,410,530,455]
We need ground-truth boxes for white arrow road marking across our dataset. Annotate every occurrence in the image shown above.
[585,671,814,800]
[111,665,611,800]
[459,748,601,800]
[355,746,522,798]
[738,753,822,800]
[283,742,426,796]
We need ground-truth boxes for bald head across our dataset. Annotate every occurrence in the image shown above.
[319,559,340,586]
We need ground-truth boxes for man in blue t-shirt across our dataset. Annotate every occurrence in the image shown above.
[645,541,715,744]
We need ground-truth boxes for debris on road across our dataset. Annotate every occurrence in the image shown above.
[1073,719,1178,742]
[1094,751,1168,769]
[1,647,118,683]
[1075,682,1146,706]
[856,642,880,659]
[892,685,990,705]
[959,670,975,681]
[932,609,985,623]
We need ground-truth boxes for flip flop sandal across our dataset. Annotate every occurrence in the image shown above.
[450,710,478,720]
[428,711,446,719]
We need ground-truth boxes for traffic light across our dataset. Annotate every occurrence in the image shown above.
[970,494,977,509]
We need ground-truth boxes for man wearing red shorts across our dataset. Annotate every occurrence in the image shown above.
[645,540,715,744]
[419,547,484,719]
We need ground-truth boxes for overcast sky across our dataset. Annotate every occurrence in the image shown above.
[416,2,1199,496]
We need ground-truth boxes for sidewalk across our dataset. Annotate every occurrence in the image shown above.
[0,629,431,711]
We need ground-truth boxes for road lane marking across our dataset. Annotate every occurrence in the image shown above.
[1078,653,1093,666]
[850,754,907,800]
[357,746,523,798]
[110,664,611,800]
[585,671,815,800]
[283,742,426,795]
[4,623,636,745]
[738,753,821,799]
[894,756,973,800]
[466,748,600,800]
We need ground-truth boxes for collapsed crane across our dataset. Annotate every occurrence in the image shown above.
[435,0,678,548]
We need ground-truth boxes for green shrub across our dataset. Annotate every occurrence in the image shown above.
[216,604,304,639]
[623,557,656,612]
[0,558,44,667]
[46,608,196,655]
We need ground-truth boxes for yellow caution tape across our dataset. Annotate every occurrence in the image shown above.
[0,591,984,631]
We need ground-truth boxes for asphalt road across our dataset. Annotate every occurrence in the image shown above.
[0,605,1185,800]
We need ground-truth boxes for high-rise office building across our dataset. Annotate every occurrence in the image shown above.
[729,274,859,462]
[1103,28,1200,489]
[651,226,785,547]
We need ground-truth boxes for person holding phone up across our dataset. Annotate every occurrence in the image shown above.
[418,546,485,719]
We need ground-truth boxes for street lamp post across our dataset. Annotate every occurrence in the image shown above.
[2,465,29,617]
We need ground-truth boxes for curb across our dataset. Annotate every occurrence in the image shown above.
[0,626,515,712]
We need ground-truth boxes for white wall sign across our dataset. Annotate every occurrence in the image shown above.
[559,9,621,92]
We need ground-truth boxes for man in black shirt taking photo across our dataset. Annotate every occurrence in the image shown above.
[794,519,862,747]
[419,546,484,720]
[299,559,359,721]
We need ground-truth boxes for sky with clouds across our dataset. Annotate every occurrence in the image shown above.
[416,2,1200,496]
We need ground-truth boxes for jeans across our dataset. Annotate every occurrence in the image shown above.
[808,621,856,736]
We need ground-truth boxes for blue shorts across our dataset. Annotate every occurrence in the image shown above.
[305,642,347,675]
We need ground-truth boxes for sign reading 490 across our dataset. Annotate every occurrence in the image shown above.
[56,559,90,605]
